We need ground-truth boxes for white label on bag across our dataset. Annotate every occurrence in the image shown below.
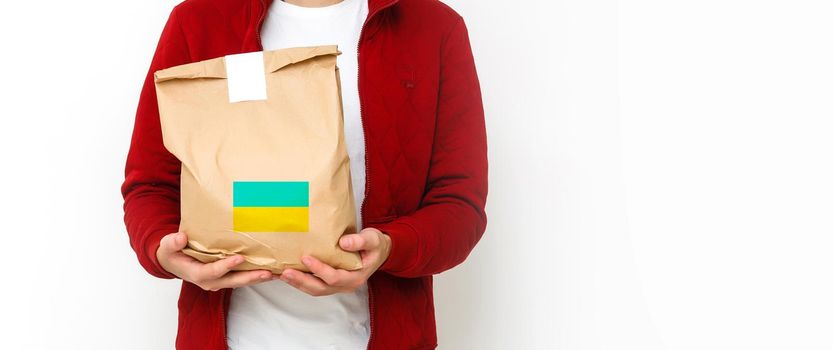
[225,51,268,103]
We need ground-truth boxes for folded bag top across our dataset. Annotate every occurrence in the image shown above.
[153,45,361,273]
[154,45,341,82]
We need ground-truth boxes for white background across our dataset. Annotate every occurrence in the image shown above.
[1,0,831,349]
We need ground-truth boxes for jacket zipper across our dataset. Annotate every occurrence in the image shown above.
[221,289,229,349]
[358,12,374,350]
[358,1,398,349]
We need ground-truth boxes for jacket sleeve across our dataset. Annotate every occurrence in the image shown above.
[121,6,191,279]
[375,17,488,278]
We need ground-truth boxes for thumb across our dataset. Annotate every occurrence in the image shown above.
[159,231,188,255]
[339,229,381,252]
[339,233,362,251]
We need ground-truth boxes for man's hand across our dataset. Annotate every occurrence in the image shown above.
[156,231,275,291]
[280,228,392,296]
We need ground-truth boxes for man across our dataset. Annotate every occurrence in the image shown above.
[122,0,487,348]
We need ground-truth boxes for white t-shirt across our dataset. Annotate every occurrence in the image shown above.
[226,0,371,349]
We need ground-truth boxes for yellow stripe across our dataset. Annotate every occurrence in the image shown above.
[233,207,309,232]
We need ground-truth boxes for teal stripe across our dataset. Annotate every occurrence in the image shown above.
[233,181,309,207]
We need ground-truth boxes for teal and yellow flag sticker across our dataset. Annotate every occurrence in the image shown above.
[233,181,309,232]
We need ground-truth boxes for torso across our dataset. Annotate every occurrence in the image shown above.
[225,1,371,349]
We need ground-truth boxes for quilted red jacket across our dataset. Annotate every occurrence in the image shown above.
[121,0,487,348]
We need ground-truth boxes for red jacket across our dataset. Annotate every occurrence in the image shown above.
[121,0,487,348]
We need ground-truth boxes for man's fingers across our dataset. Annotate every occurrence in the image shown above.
[159,232,182,255]
[339,230,380,252]
[301,255,351,286]
[359,248,380,267]
[173,231,188,249]
[161,231,188,253]
[281,269,332,296]
[196,255,245,281]
[209,270,273,290]
[338,233,361,251]
[281,228,388,296]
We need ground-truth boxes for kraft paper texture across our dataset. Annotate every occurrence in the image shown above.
[154,45,362,273]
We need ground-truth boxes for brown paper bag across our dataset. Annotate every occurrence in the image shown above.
[153,45,362,273]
